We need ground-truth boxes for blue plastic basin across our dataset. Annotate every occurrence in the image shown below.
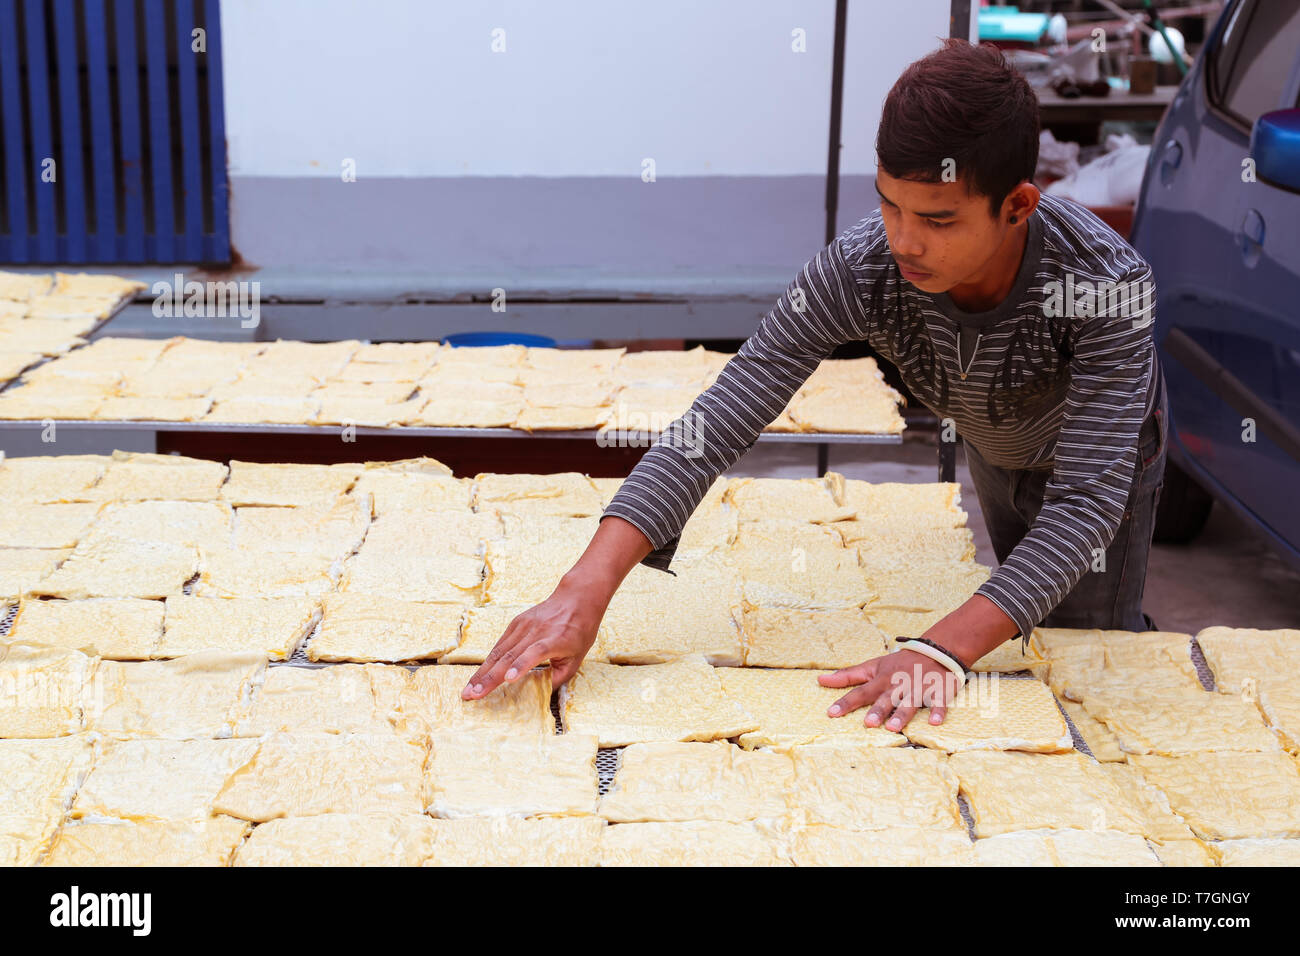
[443,332,557,348]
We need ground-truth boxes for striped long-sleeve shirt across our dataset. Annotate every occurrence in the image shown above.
[604,194,1160,640]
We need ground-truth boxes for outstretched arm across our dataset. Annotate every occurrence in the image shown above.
[462,515,651,698]
[464,236,870,699]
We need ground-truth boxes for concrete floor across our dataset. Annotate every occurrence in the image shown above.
[727,435,1300,635]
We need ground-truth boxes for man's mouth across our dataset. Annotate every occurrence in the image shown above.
[896,262,931,280]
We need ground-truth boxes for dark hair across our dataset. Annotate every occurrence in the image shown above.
[876,39,1039,217]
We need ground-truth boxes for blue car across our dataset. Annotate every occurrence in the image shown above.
[1130,0,1300,558]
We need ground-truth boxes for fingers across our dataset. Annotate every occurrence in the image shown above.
[463,612,532,699]
[470,634,549,699]
[921,669,956,724]
[501,639,558,683]
[827,680,883,718]
[818,659,878,688]
[550,655,582,689]
[883,702,917,733]
[823,655,956,729]
[860,688,899,728]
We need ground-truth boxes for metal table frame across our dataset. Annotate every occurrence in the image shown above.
[0,419,902,443]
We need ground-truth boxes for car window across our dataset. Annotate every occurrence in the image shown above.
[1209,0,1300,125]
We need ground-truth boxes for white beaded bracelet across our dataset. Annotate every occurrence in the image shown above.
[897,639,969,689]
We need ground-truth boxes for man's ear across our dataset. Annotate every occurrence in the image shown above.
[1003,182,1040,226]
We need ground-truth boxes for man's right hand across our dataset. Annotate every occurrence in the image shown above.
[460,515,654,700]
[461,580,603,699]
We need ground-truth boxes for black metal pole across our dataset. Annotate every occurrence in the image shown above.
[950,0,972,40]
[943,2,971,485]
[824,0,848,246]
[939,434,958,484]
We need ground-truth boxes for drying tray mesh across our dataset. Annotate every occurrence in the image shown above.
[1190,638,1216,690]
[595,749,621,797]
[287,617,322,665]
[0,602,16,638]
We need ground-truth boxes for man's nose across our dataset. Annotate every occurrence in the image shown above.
[891,219,925,259]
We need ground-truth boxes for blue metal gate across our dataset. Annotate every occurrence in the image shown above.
[0,0,229,264]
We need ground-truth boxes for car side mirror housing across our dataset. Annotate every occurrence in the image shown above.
[1251,108,1300,193]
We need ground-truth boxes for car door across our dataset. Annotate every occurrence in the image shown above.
[1131,0,1300,557]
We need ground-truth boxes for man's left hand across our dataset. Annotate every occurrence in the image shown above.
[818,648,962,731]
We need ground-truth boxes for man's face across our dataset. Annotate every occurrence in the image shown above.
[875,168,1007,295]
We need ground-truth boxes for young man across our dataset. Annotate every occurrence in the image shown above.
[464,39,1167,732]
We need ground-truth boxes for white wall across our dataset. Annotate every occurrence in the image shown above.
[221,0,956,178]
[840,0,969,178]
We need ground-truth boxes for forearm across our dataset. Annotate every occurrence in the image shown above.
[603,237,863,569]
[933,594,1021,667]
[466,517,655,698]
[556,515,653,607]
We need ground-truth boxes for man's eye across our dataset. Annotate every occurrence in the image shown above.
[928,220,954,229]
